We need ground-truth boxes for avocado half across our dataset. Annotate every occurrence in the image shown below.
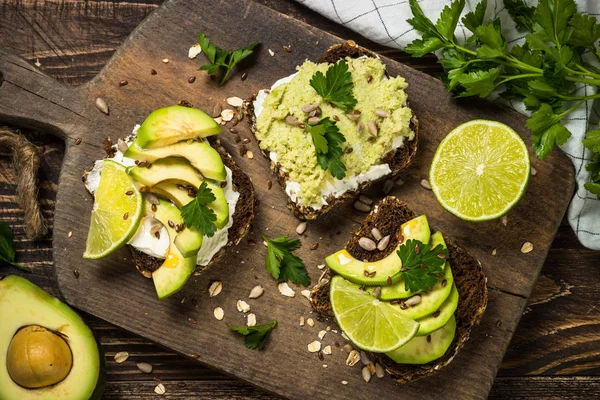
[0,275,105,400]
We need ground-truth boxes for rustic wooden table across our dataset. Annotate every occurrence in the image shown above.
[0,1,599,399]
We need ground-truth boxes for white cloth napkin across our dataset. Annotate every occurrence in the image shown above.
[297,0,600,249]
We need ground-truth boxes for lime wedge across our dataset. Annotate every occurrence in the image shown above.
[83,160,143,259]
[429,120,530,221]
[330,276,419,353]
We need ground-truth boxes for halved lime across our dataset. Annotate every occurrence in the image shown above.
[83,160,143,259]
[429,120,530,221]
[330,276,419,353]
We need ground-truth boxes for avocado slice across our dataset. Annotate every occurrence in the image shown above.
[0,275,104,400]
[135,105,221,149]
[150,199,198,299]
[415,283,459,336]
[124,140,226,181]
[385,314,456,364]
[128,158,229,228]
[326,215,431,286]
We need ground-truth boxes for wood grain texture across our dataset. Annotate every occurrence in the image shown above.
[0,0,598,399]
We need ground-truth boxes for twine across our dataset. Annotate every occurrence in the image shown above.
[0,127,48,239]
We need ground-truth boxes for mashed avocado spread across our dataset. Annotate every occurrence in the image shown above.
[255,57,414,208]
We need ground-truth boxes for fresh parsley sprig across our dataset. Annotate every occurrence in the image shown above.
[405,0,600,198]
[395,239,449,293]
[180,181,217,237]
[197,32,258,85]
[307,117,347,180]
[262,234,310,286]
[310,60,357,112]
[228,320,277,350]
[0,221,29,272]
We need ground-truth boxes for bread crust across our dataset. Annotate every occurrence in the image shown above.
[244,41,418,220]
[310,196,488,383]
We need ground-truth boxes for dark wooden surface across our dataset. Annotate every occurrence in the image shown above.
[0,1,597,399]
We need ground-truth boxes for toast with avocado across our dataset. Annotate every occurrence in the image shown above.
[83,104,254,299]
[311,196,487,383]
[246,41,418,220]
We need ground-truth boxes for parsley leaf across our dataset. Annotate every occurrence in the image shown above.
[527,104,572,159]
[197,32,258,86]
[396,239,449,293]
[456,67,502,97]
[309,60,357,112]
[262,234,310,286]
[568,13,600,49]
[0,221,29,272]
[462,0,487,33]
[534,0,577,46]
[505,0,536,31]
[405,37,445,57]
[435,0,465,39]
[583,129,600,152]
[180,182,217,237]
[307,117,347,180]
[227,321,277,350]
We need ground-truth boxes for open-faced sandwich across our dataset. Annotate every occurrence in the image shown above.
[82,104,254,299]
[247,41,418,220]
[311,196,487,382]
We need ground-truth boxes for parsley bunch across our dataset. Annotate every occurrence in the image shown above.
[406,0,600,197]
[396,239,449,293]
[197,32,258,85]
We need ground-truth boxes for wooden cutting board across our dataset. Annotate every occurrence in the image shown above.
[0,0,575,398]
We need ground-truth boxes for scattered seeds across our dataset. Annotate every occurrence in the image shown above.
[145,192,160,205]
[346,113,360,121]
[346,350,361,366]
[358,195,373,205]
[68,231,73,238]
[375,363,385,378]
[150,69,157,75]
[136,362,153,374]
[123,212,129,220]
[375,109,391,118]
[236,300,251,313]
[322,345,332,355]
[72,269,79,278]
[360,351,372,365]
[501,215,508,226]
[342,380,348,385]
[208,281,223,297]
[310,242,319,250]
[213,307,224,320]
[371,286,381,299]
[383,179,395,194]
[302,103,319,113]
[317,264,326,270]
[221,109,235,122]
[247,313,257,327]
[75,137,82,145]
[188,76,196,83]
[188,43,202,59]
[492,248,497,256]
[354,201,371,212]
[246,150,254,159]
[214,116,223,124]
[114,351,129,363]
[268,49,275,56]
[531,166,537,176]
[367,121,379,135]
[117,138,129,153]
[301,289,311,300]
[296,221,307,235]
[343,343,354,353]
[371,228,382,241]
[377,235,390,251]
[162,58,169,64]
[187,317,197,324]
[300,316,305,326]
[241,72,248,81]
[362,366,372,383]
[308,116,320,125]
[283,45,292,53]
[212,104,222,118]
[368,362,376,374]
[318,330,327,340]
[308,340,322,353]
[285,115,299,126]
[248,285,264,299]
[227,96,244,108]
[307,318,315,327]
[521,241,534,253]
[267,180,273,190]
[421,179,432,190]
[154,383,166,395]
[278,282,296,297]
[95,97,109,115]
[119,80,128,87]
[358,237,376,251]
[405,295,422,306]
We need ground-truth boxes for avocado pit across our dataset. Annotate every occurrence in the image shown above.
[7,325,73,389]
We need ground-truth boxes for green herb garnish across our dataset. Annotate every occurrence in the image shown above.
[396,239,449,293]
[307,117,347,180]
[309,60,357,112]
[405,0,600,197]
[197,32,258,85]
[180,182,217,237]
[262,234,310,286]
[227,320,277,350]
[0,221,29,272]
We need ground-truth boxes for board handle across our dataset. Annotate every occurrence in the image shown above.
[0,49,88,141]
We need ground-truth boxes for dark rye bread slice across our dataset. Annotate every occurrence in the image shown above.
[244,40,419,220]
[131,136,254,277]
[310,197,488,383]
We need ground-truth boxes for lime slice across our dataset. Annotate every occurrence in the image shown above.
[330,276,419,353]
[83,160,143,259]
[429,120,530,221]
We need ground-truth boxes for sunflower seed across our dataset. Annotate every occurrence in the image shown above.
[359,237,376,251]
[531,166,537,176]
[212,104,222,118]
[492,248,497,256]
[213,307,224,320]
[346,350,360,366]
[68,231,73,238]
[136,362,153,374]
[382,179,395,194]
[296,221,307,235]
[368,362,376,374]
[285,115,299,126]
[162,58,169,63]
[117,138,129,153]
[371,286,381,299]
[278,282,296,297]
[268,49,275,56]
[302,103,319,113]
[343,343,354,353]
[308,116,320,125]
[357,121,365,135]
[371,228,383,241]
[308,341,321,353]
[246,151,254,159]
[346,113,360,121]
[375,363,385,378]
[360,350,372,365]
[221,109,235,122]
[358,195,373,205]
[501,215,508,226]
[405,295,422,306]
[377,235,390,251]
[354,201,371,212]
[188,43,202,59]
[95,97,109,115]
[145,192,160,205]
[375,109,391,118]
[154,383,166,395]
[114,351,129,363]
[236,300,251,313]
[208,281,223,297]
[227,96,244,108]
[342,380,348,385]
[307,318,315,327]
[248,285,264,299]
[362,366,372,383]
[367,121,379,135]
[214,116,223,124]
[521,241,534,253]
[317,264,326,270]
[301,289,311,300]
[420,179,432,190]
[247,313,257,327]
[299,316,305,326]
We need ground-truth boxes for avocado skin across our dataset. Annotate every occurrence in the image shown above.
[0,275,104,400]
